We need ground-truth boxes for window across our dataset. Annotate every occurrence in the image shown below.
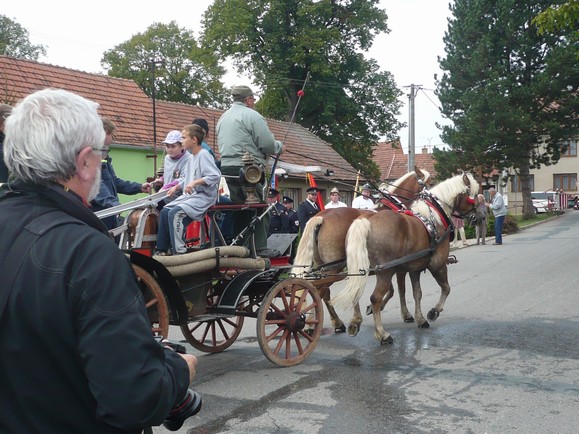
[511,175,534,193]
[553,173,577,191]
[561,140,577,157]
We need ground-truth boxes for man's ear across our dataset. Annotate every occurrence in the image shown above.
[76,146,95,181]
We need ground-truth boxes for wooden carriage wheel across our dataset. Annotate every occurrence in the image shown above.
[132,265,169,338]
[256,278,323,367]
[180,287,245,353]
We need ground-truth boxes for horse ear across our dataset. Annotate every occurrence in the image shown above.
[463,173,470,187]
[415,166,423,178]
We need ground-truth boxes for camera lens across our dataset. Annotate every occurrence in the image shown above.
[163,389,202,431]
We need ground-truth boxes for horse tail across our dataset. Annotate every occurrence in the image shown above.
[331,218,371,309]
[290,215,324,276]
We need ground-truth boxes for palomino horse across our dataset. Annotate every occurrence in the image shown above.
[331,173,479,344]
[290,168,430,333]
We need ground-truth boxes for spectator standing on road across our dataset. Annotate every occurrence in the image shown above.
[351,183,375,210]
[475,193,487,245]
[0,88,196,433]
[217,85,283,257]
[325,187,347,208]
[91,117,151,230]
[298,186,320,232]
[487,187,507,245]
[0,103,12,183]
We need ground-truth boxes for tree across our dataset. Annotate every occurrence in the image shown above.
[436,0,578,218]
[0,15,46,60]
[533,0,579,34]
[201,0,403,182]
[101,21,228,108]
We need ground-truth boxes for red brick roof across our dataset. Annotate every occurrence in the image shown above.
[374,140,437,182]
[0,56,358,182]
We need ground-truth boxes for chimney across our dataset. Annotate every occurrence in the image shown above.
[422,146,428,154]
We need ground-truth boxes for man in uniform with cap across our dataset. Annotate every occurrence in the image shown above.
[266,188,287,235]
[281,196,299,234]
[351,183,375,210]
[298,186,321,232]
[216,85,283,257]
[325,187,347,208]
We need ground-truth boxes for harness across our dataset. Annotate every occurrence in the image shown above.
[372,189,457,273]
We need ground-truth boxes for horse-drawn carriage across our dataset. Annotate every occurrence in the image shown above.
[97,170,479,366]
[96,193,324,367]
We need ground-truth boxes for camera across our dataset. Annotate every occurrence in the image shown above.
[158,339,203,431]
[163,388,202,431]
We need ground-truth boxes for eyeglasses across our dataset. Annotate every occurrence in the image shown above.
[92,147,109,158]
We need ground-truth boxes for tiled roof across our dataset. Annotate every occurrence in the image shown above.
[0,55,175,146]
[374,140,437,182]
[0,55,357,182]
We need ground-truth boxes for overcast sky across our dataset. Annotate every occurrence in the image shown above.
[3,0,453,152]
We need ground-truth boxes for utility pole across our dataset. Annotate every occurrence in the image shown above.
[149,59,164,177]
[407,84,422,172]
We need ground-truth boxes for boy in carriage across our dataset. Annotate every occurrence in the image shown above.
[156,124,220,255]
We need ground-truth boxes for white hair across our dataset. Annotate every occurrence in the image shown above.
[4,88,105,184]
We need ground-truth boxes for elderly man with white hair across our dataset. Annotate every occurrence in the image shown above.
[0,89,197,433]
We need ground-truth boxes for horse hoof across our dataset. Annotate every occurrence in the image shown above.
[335,324,346,333]
[427,309,439,321]
[347,325,359,336]
[380,335,394,345]
[365,305,372,315]
[403,316,415,323]
[418,321,430,329]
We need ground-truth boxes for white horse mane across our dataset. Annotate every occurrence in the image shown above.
[411,173,479,222]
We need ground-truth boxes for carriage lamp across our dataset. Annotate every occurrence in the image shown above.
[239,150,263,204]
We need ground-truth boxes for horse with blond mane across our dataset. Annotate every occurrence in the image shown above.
[291,168,430,333]
[331,172,479,344]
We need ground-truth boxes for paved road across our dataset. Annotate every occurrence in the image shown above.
[156,211,579,434]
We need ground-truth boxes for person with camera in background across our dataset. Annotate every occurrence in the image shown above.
[0,89,197,433]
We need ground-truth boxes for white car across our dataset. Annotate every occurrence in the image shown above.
[531,191,555,214]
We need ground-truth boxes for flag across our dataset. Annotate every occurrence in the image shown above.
[307,173,325,210]
[270,173,277,190]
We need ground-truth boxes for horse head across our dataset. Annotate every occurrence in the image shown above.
[452,173,479,218]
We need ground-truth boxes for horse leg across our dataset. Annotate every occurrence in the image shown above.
[322,287,346,333]
[409,271,429,328]
[426,265,451,322]
[369,273,394,344]
[396,271,414,323]
[365,281,394,315]
[347,303,363,336]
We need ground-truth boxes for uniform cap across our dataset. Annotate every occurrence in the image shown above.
[361,183,372,191]
[306,186,319,193]
[330,187,340,194]
[282,196,293,204]
[268,188,280,197]
[162,130,183,144]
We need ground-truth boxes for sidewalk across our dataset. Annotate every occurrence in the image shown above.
[449,211,565,252]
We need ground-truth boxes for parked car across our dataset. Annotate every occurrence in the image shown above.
[531,191,555,214]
